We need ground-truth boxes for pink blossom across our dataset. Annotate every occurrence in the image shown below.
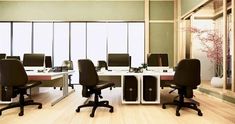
[190,27,223,65]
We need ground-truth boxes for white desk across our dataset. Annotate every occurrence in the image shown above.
[98,69,174,104]
[27,70,75,106]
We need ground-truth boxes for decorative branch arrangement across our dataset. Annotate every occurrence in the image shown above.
[188,27,223,77]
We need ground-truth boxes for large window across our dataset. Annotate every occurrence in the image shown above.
[12,23,32,59]
[71,23,86,83]
[87,23,107,65]
[1,21,144,72]
[0,23,11,55]
[54,23,69,66]
[128,23,145,67]
[107,23,128,53]
[33,23,53,56]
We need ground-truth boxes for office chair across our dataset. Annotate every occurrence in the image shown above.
[0,59,42,116]
[0,54,6,60]
[76,59,114,117]
[97,60,108,70]
[62,60,77,89]
[45,56,52,68]
[162,59,202,116]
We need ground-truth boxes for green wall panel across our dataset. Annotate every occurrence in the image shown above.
[181,0,205,16]
[150,1,174,20]
[150,23,174,67]
[0,1,144,21]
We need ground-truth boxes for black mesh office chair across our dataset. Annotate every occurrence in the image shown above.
[0,54,6,60]
[97,60,108,70]
[45,56,52,68]
[162,59,202,116]
[0,59,42,116]
[62,60,77,89]
[76,59,114,117]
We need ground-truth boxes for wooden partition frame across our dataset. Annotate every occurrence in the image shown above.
[232,0,235,92]
[223,0,228,89]
[144,0,149,63]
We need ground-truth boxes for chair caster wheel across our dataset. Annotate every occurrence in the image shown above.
[18,112,24,116]
[90,113,94,117]
[176,112,180,116]
[198,111,203,116]
[0,111,2,116]
[38,105,42,109]
[76,108,80,112]
[162,105,166,109]
[109,108,113,113]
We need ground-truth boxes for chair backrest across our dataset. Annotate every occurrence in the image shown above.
[0,54,6,60]
[97,60,108,70]
[0,59,28,87]
[45,56,52,68]
[174,59,201,88]
[147,53,168,66]
[78,59,99,87]
[6,56,21,60]
[62,60,73,70]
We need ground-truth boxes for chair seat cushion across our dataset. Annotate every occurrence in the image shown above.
[18,81,42,90]
[94,81,114,90]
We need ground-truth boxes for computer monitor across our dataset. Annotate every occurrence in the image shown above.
[23,53,45,67]
[147,53,168,67]
[108,53,130,70]
[0,54,6,60]
[147,53,169,72]
[6,56,21,60]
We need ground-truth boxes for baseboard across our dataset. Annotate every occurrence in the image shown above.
[198,87,235,104]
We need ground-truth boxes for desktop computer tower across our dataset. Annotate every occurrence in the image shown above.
[143,76,157,101]
[123,76,138,101]
[0,86,12,101]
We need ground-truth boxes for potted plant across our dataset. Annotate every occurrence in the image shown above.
[189,27,223,87]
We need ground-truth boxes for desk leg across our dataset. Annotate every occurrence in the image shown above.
[51,73,75,106]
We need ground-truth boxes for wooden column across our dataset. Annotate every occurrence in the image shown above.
[223,0,227,89]
[232,0,235,92]
[174,0,179,66]
[144,0,149,63]
[176,0,182,64]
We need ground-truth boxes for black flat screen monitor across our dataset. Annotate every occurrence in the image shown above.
[108,54,130,67]
[23,53,45,67]
[147,53,168,66]
[0,54,6,60]
[6,56,20,60]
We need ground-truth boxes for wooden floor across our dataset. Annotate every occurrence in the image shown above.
[0,86,235,124]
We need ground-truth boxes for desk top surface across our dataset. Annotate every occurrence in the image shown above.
[97,69,174,76]
[27,70,74,80]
